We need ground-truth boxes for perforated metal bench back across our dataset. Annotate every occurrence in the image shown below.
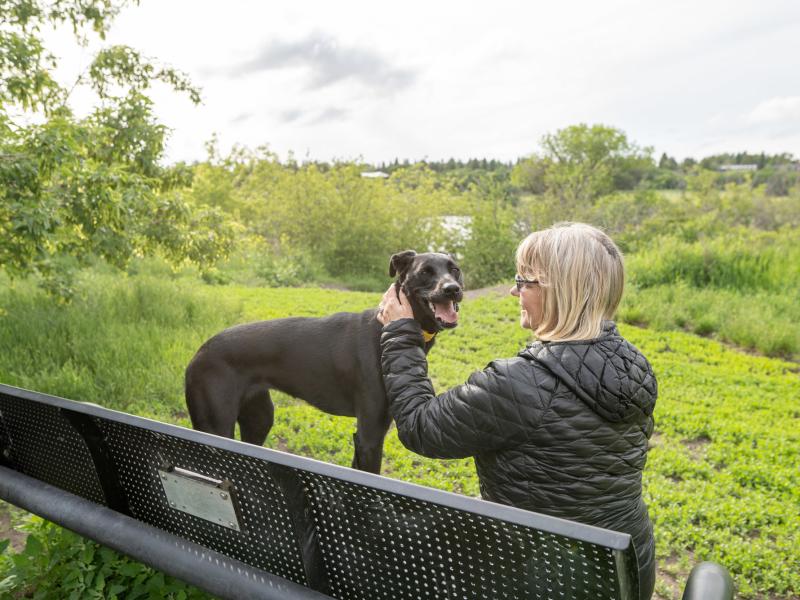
[0,385,639,600]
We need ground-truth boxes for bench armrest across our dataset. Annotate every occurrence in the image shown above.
[682,562,734,600]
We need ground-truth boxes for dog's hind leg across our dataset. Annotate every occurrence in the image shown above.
[238,387,275,446]
[185,359,243,439]
[352,407,392,474]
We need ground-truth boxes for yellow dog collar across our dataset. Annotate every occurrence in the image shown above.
[422,329,437,343]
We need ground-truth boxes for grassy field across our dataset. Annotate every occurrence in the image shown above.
[0,273,798,598]
[619,228,800,360]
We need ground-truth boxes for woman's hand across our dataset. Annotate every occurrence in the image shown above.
[377,284,414,325]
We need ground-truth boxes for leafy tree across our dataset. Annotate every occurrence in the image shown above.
[460,175,520,287]
[538,124,654,206]
[610,151,656,191]
[658,153,679,170]
[756,168,800,197]
[510,155,550,194]
[640,166,686,191]
[0,0,234,296]
[196,150,466,283]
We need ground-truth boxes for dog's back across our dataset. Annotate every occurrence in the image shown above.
[185,309,382,422]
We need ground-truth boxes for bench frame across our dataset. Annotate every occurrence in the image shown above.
[0,383,731,599]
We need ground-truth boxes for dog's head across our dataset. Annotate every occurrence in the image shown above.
[389,250,464,333]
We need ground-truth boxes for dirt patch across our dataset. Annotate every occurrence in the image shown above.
[648,431,663,450]
[0,500,28,552]
[682,435,711,460]
[656,550,698,600]
[656,569,681,599]
[268,436,292,454]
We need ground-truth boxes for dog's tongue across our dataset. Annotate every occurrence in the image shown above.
[433,300,458,325]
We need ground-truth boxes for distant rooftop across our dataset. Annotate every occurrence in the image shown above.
[719,164,758,172]
[361,171,389,179]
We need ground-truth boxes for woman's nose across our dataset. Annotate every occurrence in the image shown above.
[510,285,519,297]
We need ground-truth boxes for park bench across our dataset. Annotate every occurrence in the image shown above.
[0,383,733,600]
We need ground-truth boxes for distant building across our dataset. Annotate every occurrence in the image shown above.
[719,164,758,172]
[360,171,389,179]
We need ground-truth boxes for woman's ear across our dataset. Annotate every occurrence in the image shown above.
[389,250,417,278]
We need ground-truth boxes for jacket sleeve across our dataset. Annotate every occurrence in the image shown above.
[380,319,536,459]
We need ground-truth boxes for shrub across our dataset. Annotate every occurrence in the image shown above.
[626,229,799,292]
[0,517,209,599]
[460,193,519,288]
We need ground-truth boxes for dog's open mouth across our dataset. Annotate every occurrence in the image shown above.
[428,298,460,328]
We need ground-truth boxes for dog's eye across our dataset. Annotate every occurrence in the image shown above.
[422,267,434,276]
[450,266,460,275]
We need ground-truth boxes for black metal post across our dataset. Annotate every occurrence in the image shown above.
[0,465,331,600]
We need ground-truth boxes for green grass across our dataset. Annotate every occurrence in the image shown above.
[619,282,800,359]
[618,228,800,361]
[0,274,798,598]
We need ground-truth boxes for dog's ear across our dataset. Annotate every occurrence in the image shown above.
[389,250,417,278]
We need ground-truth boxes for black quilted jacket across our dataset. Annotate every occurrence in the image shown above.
[380,319,657,600]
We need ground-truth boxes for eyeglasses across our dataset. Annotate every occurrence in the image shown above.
[514,274,540,292]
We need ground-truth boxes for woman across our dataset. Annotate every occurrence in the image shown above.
[377,222,656,600]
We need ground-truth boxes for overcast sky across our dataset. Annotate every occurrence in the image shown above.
[45,0,800,165]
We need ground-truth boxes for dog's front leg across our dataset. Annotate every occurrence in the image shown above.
[351,409,392,474]
[352,431,384,474]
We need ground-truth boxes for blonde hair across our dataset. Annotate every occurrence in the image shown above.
[516,222,624,341]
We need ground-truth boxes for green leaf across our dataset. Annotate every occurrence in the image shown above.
[22,533,42,556]
[0,575,17,592]
[118,561,144,577]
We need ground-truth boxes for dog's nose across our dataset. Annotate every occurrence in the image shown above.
[443,282,461,295]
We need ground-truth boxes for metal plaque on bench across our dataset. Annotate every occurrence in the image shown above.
[159,467,242,531]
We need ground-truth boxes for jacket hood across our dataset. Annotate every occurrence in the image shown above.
[520,321,657,423]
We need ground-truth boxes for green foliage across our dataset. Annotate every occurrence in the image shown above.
[511,185,800,358]
[513,135,799,199]
[630,328,800,598]
[177,125,798,305]
[626,229,800,292]
[0,0,122,113]
[0,272,244,415]
[643,168,686,190]
[0,516,209,599]
[188,150,468,285]
[753,166,800,197]
[252,248,321,288]
[698,152,795,171]
[460,179,520,288]
[619,282,800,358]
[0,0,234,298]
[513,124,654,204]
[0,277,797,598]
[510,154,550,194]
[649,152,800,195]
[89,45,200,105]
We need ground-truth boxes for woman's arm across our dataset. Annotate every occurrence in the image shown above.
[380,318,539,459]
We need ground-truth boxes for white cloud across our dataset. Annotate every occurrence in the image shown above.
[746,97,800,124]
[38,0,800,163]
[230,31,417,94]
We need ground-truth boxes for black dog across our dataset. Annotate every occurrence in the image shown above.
[184,250,464,474]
